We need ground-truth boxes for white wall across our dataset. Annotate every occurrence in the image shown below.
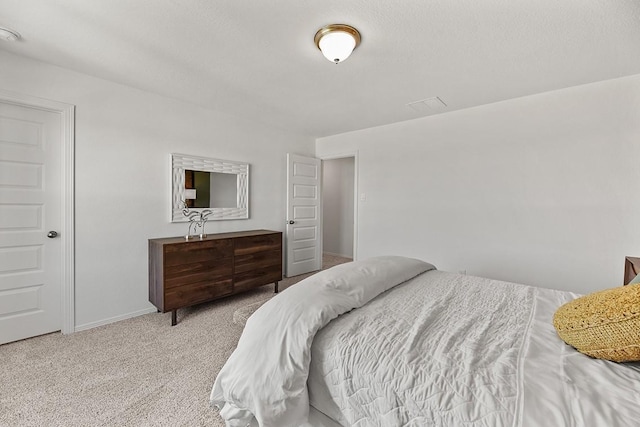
[317,74,640,294]
[322,158,354,258]
[0,50,315,330]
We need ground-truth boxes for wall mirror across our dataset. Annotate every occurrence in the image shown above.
[171,153,249,222]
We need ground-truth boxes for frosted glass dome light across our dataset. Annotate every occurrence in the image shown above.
[314,24,361,64]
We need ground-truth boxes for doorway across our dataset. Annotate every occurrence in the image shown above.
[321,156,356,261]
[284,153,357,277]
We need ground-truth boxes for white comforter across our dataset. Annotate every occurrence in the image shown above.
[210,256,435,427]
[308,269,534,426]
[308,270,640,427]
[212,257,640,427]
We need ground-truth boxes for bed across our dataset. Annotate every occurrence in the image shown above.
[210,256,640,427]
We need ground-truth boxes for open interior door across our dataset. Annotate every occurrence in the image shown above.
[285,154,322,277]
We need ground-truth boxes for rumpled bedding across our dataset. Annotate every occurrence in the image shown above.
[209,256,435,427]
[308,271,640,426]
[211,257,640,427]
[307,270,535,426]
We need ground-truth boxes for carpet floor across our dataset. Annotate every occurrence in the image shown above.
[0,255,351,427]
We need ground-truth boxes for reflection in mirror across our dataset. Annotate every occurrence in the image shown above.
[171,153,249,222]
[210,172,238,208]
[185,170,238,208]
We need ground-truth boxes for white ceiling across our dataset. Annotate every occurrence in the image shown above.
[1,0,639,138]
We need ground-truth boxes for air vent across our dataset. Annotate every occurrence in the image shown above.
[0,26,20,42]
[406,96,447,114]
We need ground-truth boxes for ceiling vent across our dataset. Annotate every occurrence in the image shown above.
[406,96,447,114]
[0,26,21,42]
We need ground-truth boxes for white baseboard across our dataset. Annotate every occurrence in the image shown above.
[73,306,158,333]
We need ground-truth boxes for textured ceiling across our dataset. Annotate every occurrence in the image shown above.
[1,0,639,138]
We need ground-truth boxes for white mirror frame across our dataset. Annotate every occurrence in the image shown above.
[171,153,249,222]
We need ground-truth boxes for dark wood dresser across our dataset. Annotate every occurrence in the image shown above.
[149,229,282,325]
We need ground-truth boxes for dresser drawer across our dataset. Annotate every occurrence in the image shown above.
[234,234,281,256]
[164,258,232,288]
[164,279,233,311]
[234,265,282,293]
[164,239,233,266]
[235,251,281,274]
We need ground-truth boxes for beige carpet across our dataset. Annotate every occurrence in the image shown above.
[0,254,351,427]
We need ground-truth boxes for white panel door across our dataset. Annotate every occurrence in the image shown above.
[0,101,63,344]
[285,154,322,277]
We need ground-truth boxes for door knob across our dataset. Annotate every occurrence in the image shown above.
[47,231,59,238]
[287,220,295,225]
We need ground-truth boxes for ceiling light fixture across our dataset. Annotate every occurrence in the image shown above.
[314,24,361,64]
[0,26,21,42]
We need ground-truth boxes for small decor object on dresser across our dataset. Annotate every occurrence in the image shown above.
[149,230,282,325]
[181,200,212,239]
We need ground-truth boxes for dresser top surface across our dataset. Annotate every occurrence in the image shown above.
[149,229,281,245]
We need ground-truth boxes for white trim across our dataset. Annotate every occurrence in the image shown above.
[74,307,157,332]
[0,89,76,334]
[319,151,359,261]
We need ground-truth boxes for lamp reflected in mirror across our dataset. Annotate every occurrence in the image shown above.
[184,189,196,200]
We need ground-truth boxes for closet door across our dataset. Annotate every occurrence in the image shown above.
[0,100,65,344]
